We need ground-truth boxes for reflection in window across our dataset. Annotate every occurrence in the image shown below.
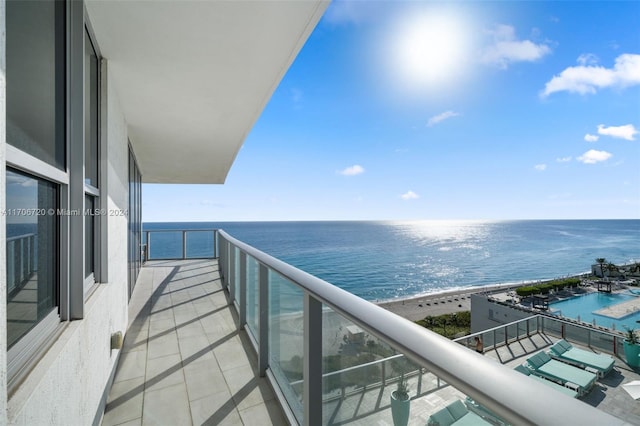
[6,0,65,169]
[85,195,95,280]
[6,169,58,349]
[84,28,99,187]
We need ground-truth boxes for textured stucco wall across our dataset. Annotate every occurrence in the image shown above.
[7,61,130,425]
[1,0,9,422]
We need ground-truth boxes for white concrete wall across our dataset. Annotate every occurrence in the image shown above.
[470,294,534,333]
[0,0,9,422]
[7,62,130,426]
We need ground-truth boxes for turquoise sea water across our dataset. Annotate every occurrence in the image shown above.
[143,220,640,302]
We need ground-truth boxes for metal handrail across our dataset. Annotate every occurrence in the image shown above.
[218,230,624,426]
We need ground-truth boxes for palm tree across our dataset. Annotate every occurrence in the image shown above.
[606,262,618,278]
[595,258,607,278]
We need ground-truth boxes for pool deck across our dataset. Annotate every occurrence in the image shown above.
[594,296,640,319]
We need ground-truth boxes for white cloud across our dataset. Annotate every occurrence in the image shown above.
[541,53,640,97]
[338,165,365,176]
[324,1,381,25]
[584,134,599,142]
[534,164,547,171]
[427,111,461,127]
[556,156,572,163]
[577,149,612,164]
[481,24,551,69]
[400,190,419,200]
[577,53,599,66]
[597,124,638,141]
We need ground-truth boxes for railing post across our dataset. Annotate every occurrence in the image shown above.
[258,264,269,376]
[220,237,227,287]
[229,247,236,301]
[504,325,508,346]
[7,242,14,292]
[493,329,496,350]
[304,293,322,426]
[561,323,565,339]
[239,252,247,328]
[146,231,151,260]
[382,361,386,386]
[182,230,187,259]
[418,367,423,395]
[213,230,218,258]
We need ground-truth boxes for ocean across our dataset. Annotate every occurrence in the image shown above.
[143,220,640,302]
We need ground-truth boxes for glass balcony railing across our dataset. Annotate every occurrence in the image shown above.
[6,233,37,294]
[216,230,624,426]
[453,315,624,358]
[142,229,218,261]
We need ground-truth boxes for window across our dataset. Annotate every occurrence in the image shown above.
[128,146,143,298]
[5,0,106,384]
[5,0,66,382]
[84,25,101,292]
[6,0,66,169]
[6,170,59,350]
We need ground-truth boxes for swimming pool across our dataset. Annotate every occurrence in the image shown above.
[549,292,640,331]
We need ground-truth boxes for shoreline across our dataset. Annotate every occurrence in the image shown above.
[375,276,591,321]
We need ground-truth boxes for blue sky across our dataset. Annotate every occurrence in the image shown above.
[144,1,640,222]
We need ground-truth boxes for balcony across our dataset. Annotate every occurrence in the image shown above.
[102,229,630,425]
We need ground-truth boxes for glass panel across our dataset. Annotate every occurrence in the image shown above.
[564,323,589,345]
[85,194,95,279]
[185,231,214,258]
[148,231,182,259]
[319,307,509,425]
[6,168,58,348]
[268,271,304,423]
[84,28,99,187]
[246,256,259,339]
[234,248,241,305]
[6,0,65,169]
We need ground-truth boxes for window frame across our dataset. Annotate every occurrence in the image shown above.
[5,0,109,387]
[82,16,103,296]
[4,0,68,387]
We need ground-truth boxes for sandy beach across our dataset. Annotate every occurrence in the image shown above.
[376,283,523,321]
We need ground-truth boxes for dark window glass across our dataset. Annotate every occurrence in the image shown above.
[128,147,142,297]
[6,169,59,349]
[84,29,99,187]
[6,0,65,169]
[85,195,95,279]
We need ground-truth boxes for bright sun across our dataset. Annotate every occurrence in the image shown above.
[394,12,469,87]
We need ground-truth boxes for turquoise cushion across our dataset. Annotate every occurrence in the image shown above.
[551,341,568,355]
[527,353,548,369]
[446,400,469,421]
[429,407,456,426]
[558,339,573,351]
[514,364,531,375]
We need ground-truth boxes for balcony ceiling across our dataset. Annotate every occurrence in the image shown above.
[86,0,328,183]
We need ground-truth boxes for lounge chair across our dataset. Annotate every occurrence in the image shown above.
[549,339,614,378]
[514,365,578,398]
[427,400,492,426]
[525,351,596,396]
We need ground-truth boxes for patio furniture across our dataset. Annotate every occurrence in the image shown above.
[525,351,597,396]
[514,365,578,398]
[549,339,614,378]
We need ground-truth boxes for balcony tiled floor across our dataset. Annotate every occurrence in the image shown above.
[101,259,288,426]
